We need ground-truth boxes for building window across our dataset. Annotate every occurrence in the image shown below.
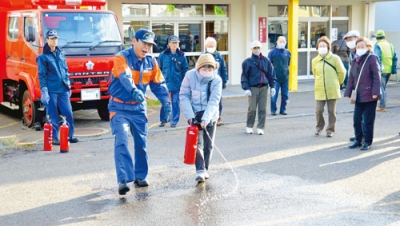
[151,4,203,17]
[205,5,229,17]
[122,4,149,17]
[332,6,350,17]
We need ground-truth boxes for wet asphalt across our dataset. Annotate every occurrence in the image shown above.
[1,81,400,225]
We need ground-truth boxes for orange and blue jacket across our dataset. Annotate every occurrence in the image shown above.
[109,47,169,108]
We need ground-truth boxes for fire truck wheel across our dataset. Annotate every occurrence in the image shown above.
[22,90,42,127]
[97,100,110,121]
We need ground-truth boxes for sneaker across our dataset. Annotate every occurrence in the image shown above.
[271,112,277,116]
[279,112,287,115]
[118,180,130,195]
[204,171,209,179]
[257,128,264,135]
[217,118,223,126]
[327,132,333,138]
[246,127,253,134]
[69,137,79,143]
[376,107,387,112]
[52,138,60,145]
[349,137,356,142]
[134,178,149,187]
[195,172,205,182]
[315,130,321,136]
[170,124,176,128]
[159,122,167,127]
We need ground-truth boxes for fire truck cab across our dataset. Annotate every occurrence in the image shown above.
[0,0,123,127]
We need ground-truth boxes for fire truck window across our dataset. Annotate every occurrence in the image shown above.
[8,17,18,40]
[24,16,39,51]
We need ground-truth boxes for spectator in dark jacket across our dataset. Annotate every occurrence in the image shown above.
[332,32,350,89]
[345,37,380,151]
[158,35,189,127]
[241,40,276,135]
[205,37,228,126]
[268,36,291,115]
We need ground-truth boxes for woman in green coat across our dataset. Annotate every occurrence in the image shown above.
[312,36,346,137]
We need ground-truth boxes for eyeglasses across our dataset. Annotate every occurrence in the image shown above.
[202,65,214,69]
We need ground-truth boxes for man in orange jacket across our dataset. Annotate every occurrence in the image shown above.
[108,29,170,195]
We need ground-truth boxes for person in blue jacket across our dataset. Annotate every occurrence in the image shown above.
[205,37,228,126]
[109,29,170,195]
[268,36,291,116]
[158,35,189,127]
[180,53,222,182]
[37,30,79,145]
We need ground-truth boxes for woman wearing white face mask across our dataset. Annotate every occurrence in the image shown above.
[344,37,380,151]
[180,53,222,182]
[311,36,346,137]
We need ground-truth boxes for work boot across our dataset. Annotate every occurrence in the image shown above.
[376,107,387,112]
[134,178,149,187]
[118,180,130,195]
[69,137,79,143]
[217,118,223,126]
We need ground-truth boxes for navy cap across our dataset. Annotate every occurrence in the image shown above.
[168,35,180,43]
[46,29,58,39]
[135,29,156,45]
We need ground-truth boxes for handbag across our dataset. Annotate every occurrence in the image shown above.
[350,54,371,104]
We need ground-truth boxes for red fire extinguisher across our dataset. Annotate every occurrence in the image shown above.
[60,116,69,153]
[43,116,52,151]
[184,124,199,164]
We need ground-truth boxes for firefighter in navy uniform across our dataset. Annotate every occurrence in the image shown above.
[108,29,170,195]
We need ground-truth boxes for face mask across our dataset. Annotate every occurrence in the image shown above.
[206,47,216,53]
[277,43,286,49]
[356,49,368,56]
[318,47,328,55]
[346,40,356,49]
[199,70,214,78]
[252,50,261,56]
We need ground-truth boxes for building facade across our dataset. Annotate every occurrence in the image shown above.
[106,0,382,88]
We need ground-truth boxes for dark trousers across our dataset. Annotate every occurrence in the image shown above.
[354,101,377,145]
[195,122,217,172]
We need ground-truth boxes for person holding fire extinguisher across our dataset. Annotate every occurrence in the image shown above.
[109,29,170,195]
[180,53,222,182]
[37,29,79,145]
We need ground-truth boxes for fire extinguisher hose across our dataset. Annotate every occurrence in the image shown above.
[203,128,239,196]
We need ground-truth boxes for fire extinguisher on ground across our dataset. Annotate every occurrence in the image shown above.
[43,115,52,151]
[60,116,69,153]
[184,123,199,164]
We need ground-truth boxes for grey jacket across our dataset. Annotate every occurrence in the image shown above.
[179,69,222,125]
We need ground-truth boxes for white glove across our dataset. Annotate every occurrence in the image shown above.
[244,90,252,96]
[270,88,276,97]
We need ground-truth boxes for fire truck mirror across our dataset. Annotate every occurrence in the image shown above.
[25,26,36,42]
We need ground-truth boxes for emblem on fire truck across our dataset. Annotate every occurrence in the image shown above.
[85,60,94,70]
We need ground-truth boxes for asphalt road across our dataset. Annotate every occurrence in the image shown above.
[1,84,400,225]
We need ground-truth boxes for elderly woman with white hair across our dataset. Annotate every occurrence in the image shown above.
[204,37,228,126]
[180,53,222,182]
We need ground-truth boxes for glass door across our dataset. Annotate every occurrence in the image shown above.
[152,21,203,69]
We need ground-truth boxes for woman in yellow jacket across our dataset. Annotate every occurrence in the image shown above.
[312,36,346,137]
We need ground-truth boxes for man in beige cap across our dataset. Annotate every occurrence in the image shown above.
[241,40,276,135]
[374,30,398,112]
[180,53,222,183]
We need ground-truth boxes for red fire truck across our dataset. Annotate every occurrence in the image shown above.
[0,0,123,127]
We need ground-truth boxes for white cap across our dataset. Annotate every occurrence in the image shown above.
[343,30,360,40]
[251,40,262,48]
